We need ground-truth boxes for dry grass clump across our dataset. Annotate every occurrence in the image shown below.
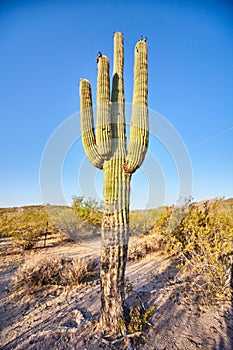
[128,234,160,262]
[12,255,98,288]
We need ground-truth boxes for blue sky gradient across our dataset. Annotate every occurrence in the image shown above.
[0,0,232,208]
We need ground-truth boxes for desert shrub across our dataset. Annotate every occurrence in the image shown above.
[12,256,98,288]
[48,207,85,242]
[127,234,160,262]
[4,210,49,249]
[44,196,103,242]
[72,196,103,227]
[130,209,161,237]
[180,202,233,301]
[152,198,233,302]
[128,244,147,261]
[0,206,57,250]
[0,199,102,248]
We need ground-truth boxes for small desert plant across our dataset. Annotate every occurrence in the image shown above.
[122,299,155,335]
[12,255,98,288]
[128,303,155,333]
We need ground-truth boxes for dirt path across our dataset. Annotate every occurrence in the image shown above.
[0,237,232,350]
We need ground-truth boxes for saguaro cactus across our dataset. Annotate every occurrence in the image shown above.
[79,32,148,334]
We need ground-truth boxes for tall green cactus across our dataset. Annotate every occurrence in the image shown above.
[79,32,148,334]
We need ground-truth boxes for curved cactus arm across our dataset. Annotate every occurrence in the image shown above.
[96,56,112,158]
[124,39,149,173]
[79,79,104,169]
[111,32,126,144]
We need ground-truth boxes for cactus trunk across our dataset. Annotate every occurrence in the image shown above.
[100,157,131,332]
[79,32,148,334]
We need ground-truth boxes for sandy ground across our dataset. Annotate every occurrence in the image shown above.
[0,236,233,350]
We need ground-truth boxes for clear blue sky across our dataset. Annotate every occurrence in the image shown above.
[0,0,233,209]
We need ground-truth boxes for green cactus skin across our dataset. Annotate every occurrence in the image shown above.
[80,79,104,169]
[124,39,148,173]
[96,55,112,158]
[79,32,148,334]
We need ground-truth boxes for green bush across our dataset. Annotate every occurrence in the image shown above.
[72,196,103,227]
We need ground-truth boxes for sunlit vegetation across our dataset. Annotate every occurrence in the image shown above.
[0,197,104,249]
[152,197,233,303]
[0,206,54,249]
[12,255,98,289]
[72,196,103,227]
[129,208,163,237]
[1,197,233,304]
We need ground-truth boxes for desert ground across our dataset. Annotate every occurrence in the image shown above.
[0,231,232,350]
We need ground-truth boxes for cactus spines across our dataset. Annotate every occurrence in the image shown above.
[79,32,148,334]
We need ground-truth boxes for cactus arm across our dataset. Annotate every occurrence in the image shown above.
[111,32,126,143]
[124,39,149,173]
[79,79,104,169]
[96,56,112,158]
[111,32,124,104]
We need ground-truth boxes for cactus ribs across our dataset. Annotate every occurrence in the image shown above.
[79,32,148,335]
